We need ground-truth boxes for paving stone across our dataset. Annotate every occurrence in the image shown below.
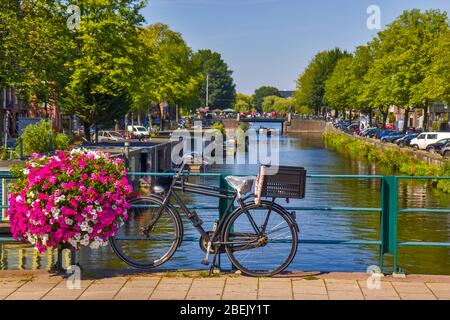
[392,282,432,294]
[225,277,258,286]
[328,291,365,300]
[222,292,257,300]
[0,287,22,300]
[42,287,87,300]
[114,287,155,300]
[77,280,126,300]
[292,279,325,286]
[292,285,327,295]
[159,277,193,285]
[150,290,188,300]
[293,293,329,300]
[258,295,292,300]
[364,295,401,300]
[191,278,225,289]
[325,281,361,292]
[6,280,61,300]
[399,293,437,300]
[426,282,450,294]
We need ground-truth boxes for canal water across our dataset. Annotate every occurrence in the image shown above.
[1,125,450,274]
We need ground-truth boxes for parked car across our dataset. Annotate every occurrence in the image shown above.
[395,134,419,147]
[360,127,378,137]
[366,128,383,138]
[98,130,126,142]
[375,129,395,139]
[440,144,450,157]
[410,132,450,150]
[425,138,450,153]
[127,125,150,139]
[381,132,405,143]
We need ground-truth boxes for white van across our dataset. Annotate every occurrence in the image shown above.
[127,125,150,138]
[410,132,450,150]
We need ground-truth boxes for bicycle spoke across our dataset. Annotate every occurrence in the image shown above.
[224,203,298,277]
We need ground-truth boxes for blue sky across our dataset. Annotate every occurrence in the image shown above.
[142,0,450,95]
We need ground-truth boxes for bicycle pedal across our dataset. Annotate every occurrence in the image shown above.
[201,259,210,265]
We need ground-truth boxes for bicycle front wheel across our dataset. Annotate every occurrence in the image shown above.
[223,203,298,277]
[110,197,182,269]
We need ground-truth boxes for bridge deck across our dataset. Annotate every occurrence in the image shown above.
[0,270,449,300]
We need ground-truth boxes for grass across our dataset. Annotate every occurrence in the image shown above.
[303,275,319,280]
[323,131,450,193]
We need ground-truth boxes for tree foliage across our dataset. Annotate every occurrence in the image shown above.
[193,49,236,110]
[262,96,293,113]
[18,120,71,156]
[234,93,253,112]
[252,86,280,112]
[294,48,350,115]
[297,9,450,131]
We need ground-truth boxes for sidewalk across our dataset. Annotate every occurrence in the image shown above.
[0,270,449,300]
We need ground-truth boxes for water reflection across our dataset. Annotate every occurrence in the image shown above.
[1,133,449,274]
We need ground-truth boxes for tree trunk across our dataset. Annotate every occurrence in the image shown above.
[334,108,339,119]
[423,102,429,131]
[369,110,373,127]
[402,109,409,133]
[148,111,152,132]
[124,113,129,137]
[137,113,141,126]
[382,111,387,128]
[83,122,91,142]
[159,101,165,131]
[95,126,99,144]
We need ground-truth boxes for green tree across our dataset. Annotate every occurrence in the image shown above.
[424,28,450,106]
[0,0,75,112]
[262,95,278,113]
[324,56,356,119]
[61,0,147,141]
[273,97,293,114]
[364,9,449,131]
[294,48,349,116]
[352,45,376,124]
[133,23,202,127]
[234,93,253,112]
[193,49,236,110]
[252,86,280,112]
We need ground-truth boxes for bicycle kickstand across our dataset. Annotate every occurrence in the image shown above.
[208,250,220,276]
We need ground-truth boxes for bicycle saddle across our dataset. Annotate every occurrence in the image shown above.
[225,176,256,197]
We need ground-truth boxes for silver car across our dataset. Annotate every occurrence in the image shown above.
[98,131,125,142]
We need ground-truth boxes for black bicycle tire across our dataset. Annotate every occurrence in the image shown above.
[109,196,183,269]
[222,202,298,277]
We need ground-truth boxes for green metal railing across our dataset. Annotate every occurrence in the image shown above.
[2,170,450,274]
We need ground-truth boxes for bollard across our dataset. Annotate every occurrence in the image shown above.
[124,141,130,170]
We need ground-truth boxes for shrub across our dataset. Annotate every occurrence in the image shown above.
[239,122,250,132]
[212,122,225,135]
[323,131,449,193]
[17,120,71,156]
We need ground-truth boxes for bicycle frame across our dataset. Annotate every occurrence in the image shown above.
[144,159,275,245]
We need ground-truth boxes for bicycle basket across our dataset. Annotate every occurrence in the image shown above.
[259,166,306,199]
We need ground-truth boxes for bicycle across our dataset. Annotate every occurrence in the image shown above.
[110,154,307,277]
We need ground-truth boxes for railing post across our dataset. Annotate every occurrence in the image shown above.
[1,178,7,221]
[380,176,399,274]
[218,174,233,271]
[219,174,233,219]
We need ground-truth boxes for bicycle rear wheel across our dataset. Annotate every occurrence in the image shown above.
[110,197,182,269]
[223,203,298,277]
